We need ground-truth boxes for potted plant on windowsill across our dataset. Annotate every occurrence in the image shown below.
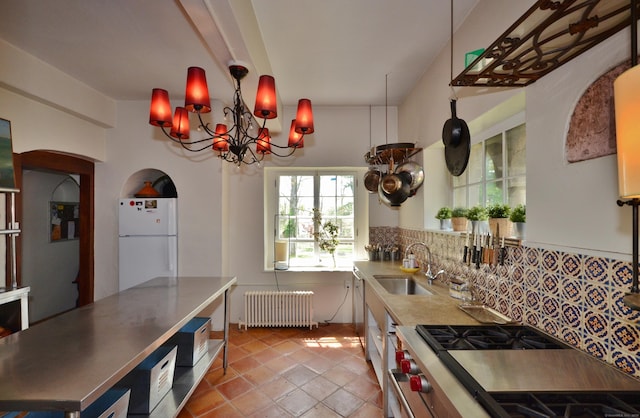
[451,207,468,232]
[487,203,512,238]
[466,205,488,234]
[510,204,526,239]
[435,207,452,230]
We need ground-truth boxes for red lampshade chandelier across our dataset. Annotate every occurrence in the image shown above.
[149,63,314,166]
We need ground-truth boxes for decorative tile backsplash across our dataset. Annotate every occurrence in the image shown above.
[370,226,640,379]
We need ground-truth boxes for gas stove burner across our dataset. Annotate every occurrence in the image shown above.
[490,392,640,418]
[416,325,570,351]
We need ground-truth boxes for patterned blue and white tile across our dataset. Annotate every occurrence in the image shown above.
[611,259,633,288]
[540,248,560,274]
[583,256,610,285]
[611,349,640,378]
[561,253,583,279]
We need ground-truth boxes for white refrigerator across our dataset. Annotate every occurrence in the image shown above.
[118,198,177,291]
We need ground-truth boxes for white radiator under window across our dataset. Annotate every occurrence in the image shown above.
[239,291,318,330]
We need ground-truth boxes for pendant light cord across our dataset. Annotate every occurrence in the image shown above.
[450,0,458,100]
[632,0,638,67]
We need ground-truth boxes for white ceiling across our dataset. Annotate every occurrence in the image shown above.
[0,0,480,108]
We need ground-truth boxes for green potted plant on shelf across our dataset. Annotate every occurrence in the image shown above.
[435,207,452,230]
[451,207,468,232]
[510,204,526,239]
[466,205,488,234]
[487,203,511,237]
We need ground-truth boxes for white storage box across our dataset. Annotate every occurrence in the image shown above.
[117,345,177,414]
[168,317,211,366]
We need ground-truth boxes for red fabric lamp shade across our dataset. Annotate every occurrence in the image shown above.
[213,123,230,151]
[256,128,272,154]
[149,89,173,127]
[288,119,304,148]
[185,67,211,113]
[294,99,314,134]
[254,75,277,119]
[169,107,190,140]
[615,65,640,199]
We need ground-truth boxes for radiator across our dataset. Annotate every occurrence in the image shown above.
[239,291,318,330]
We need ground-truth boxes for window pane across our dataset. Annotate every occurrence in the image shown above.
[468,184,482,206]
[468,143,483,184]
[507,124,526,177]
[453,171,466,187]
[485,134,502,181]
[486,180,503,205]
[453,187,466,208]
[508,177,526,206]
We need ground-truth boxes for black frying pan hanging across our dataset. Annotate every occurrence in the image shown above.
[442,99,470,176]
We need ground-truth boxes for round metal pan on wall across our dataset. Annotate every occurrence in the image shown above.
[442,99,470,176]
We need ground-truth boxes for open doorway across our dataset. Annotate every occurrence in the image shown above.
[12,151,94,317]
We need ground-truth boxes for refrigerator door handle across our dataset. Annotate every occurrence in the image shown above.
[167,199,177,235]
[167,237,177,276]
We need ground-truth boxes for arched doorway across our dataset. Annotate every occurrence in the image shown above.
[13,151,94,307]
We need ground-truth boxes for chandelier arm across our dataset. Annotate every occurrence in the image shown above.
[195,112,217,137]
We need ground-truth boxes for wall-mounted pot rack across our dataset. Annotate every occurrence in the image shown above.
[364,143,423,166]
[453,0,640,87]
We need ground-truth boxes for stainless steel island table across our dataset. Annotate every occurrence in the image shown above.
[0,276,236,417]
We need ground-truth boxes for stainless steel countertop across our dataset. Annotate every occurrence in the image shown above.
[0,276,236,412]
[451,349,640,392]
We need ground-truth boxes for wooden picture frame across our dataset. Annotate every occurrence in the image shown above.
[0,118,16,189]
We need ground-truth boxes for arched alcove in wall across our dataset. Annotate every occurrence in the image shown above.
[120,169,177,198]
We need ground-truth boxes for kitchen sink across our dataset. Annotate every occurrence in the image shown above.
[374,275,432,296]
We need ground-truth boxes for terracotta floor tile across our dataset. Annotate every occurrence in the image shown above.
[288,347,317,363]
[259,376,297,400]
[322,388,364,416]
[300,403,342,417]
[282,364,319,387]
[216,376,254,400]
[322,365,359,387]
[181,323,381,417]
[184,388,226,416]
[199,402,244,418]
[264,354,297,374]
[240,339,270,354]
[231,389,273,416]
[230,355,261,374]
[242,364,277,386]
[348,401,385,418]
[276,388,318,416]
[272,339,303,354]
[248,403,293,418]
[300,375,339,401]
[252,346,282,364]
[344,376,381,401]
[304,355,334,374]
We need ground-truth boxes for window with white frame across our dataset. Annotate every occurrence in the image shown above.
[264,167,368,270]
[453,118,526,208]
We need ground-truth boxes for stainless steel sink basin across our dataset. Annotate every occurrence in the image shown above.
[374,275,432,296]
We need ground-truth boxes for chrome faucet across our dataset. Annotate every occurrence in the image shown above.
[404,242,446,285]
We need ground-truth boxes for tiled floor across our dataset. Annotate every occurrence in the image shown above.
[178,323,383,418]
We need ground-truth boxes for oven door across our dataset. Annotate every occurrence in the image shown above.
[387,370,434,418]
